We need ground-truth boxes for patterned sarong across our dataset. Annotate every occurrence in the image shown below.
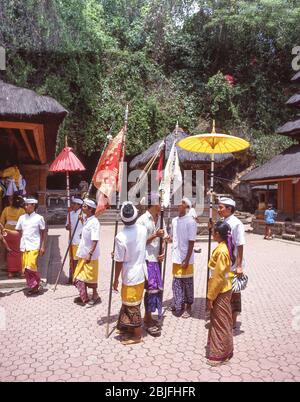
[231,292,242,313]
[144,261,163,318]
[172,277,194,313]
[24,268,40,290]
[74,279,97,303]
[207,290,234,362]
[117,304,142,329]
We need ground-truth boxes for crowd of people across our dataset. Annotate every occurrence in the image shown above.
[0,190,247,366]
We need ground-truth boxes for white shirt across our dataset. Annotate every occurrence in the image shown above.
[224,214,246,271]
[137,210,165,262]
[16,212,46,252]
[171,214,197,264]
[66,209,83,245]
[76,216,100,260]
[114,224,147,286]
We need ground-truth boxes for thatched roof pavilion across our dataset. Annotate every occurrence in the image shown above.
[130,127,234,170]
[242,144,300,182]
[0,80,68,208]
[242,73,300,221]
[0,80,67,164]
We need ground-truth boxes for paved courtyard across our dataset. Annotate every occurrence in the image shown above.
[0,225,300,382]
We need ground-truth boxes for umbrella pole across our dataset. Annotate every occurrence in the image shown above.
[66,171,75,284]
[206,153,215,298]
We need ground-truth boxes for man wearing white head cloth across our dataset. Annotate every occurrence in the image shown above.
[13,197,46,295]
[73,198,101,306]
[137,192,165,335]
[217,196,246,329]
[113,201,148,345]
[66,197,84,274]
[170,197,197,318]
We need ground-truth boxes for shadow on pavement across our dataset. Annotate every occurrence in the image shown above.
[162,296,207,320]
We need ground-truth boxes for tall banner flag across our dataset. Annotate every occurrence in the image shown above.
[92,128,124,216]
[162,140,182,208]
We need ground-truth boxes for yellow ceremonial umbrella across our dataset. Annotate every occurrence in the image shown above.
[177,121,250,295]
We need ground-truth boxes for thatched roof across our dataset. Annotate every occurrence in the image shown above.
[286,93,300,107]
[291,71,300,83]
[242,144,300,182]
[0,80,68,123]
[276,118,300,138]
[0,80,68,164]
[130,127,234,169]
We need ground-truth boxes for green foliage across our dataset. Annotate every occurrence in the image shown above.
[0,0,299,166]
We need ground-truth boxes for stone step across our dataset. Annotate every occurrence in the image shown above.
[282,234,296,241]
[0,278,27,289]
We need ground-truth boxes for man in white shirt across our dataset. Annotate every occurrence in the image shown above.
[66,197,84,277]
[14,197,46,295]
[218,197,246,329]
[137,192,165,336]
[170,197,197,318]
[114,201,147,345]
[73,199,101,307]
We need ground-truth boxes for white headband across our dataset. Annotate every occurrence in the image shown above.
[120,201,138,223]
[83,198,97,209]
[24,198,38,204]
[182,197,192,209]
[219,197,236,207]
[71,197,83,205]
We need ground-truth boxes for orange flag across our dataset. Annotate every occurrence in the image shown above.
[93,128,124,216]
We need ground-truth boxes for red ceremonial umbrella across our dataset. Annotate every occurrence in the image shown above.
[49,143,85,281]
[49,145,86,208]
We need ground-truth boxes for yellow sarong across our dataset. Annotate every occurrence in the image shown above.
[22,250,39,272]
[121,282,144,306]
[73,258,98,284]
[172,263,194,278]
[70,245,79,261]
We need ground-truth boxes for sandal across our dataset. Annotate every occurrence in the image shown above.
[182,310,192,319]
[206,358,231,366]
[73,297,87,306]
[86,297,102,307]
[121,338,143,346]
[145,325,161,337]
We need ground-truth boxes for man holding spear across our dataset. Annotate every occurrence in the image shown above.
[1,197,46,295]
[170,197,197,318]
[65,197,84,274]
[137,192,165,336]
[73,198,101,307]
[113,201,147,345]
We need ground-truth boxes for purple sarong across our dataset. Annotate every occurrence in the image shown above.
[74,279,97,303]
[144,261,163,318]
[24,268,40,289]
